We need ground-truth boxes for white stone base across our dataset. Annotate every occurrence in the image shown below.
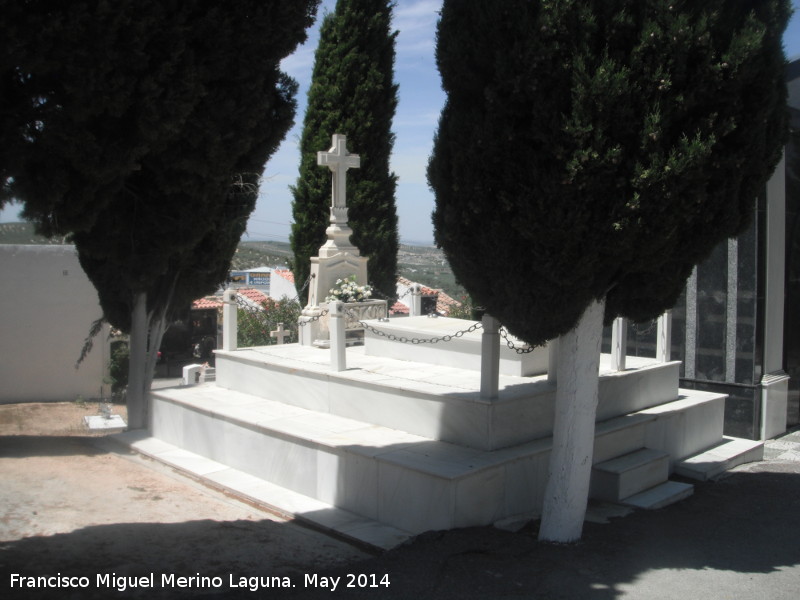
[213,345,680,451]
[760,372,789,440]
[131,341,765,547]
[145,383,736,544]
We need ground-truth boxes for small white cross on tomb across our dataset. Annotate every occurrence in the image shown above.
[318,134,360,209]
[271,323,290,345]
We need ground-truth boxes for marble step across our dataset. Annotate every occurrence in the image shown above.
[149,384,556,535]
[674,436,764,481]
[146,383,735,539]
[214,345,680,451]
[622,480,694,510]
[109,431,412,552]
[590,448,670,502]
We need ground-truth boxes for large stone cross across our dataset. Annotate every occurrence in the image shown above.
[318,134,360,209]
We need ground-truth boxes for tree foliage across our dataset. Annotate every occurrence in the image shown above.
[2,0,320,426]
[291,0,400,302]
[429,0,790,346]
[3,0,318,327]
[1,0,199,232]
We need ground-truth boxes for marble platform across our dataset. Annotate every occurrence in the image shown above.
[130,340,764,549]
[213,345,680,451]
[145,382,730,543]
[362,315,549,376]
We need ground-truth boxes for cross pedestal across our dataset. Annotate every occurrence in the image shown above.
[301,134,370,346]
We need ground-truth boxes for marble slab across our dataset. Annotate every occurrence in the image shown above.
[84,414,127,430]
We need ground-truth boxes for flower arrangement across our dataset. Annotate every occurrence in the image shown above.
[325,275,373,303]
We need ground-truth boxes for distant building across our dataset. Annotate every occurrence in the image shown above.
[229,266,272,289]
[394,277,460,316]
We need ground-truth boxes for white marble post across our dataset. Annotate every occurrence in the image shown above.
[410,283,423,317]
[657,310,672,362]
[480,314,500,400]
[329,301,346,372]
[222,288,237,351]
[548,338,559,383]
[611,317,628,371]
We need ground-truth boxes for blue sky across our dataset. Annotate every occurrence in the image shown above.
[2,0,799,245]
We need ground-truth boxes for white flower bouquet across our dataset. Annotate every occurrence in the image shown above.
[325,275,373,303]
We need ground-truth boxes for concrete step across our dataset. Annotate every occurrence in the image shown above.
[590,448,670,502]
[622,480,694,510]
[674,436,764,481]
[109,431,412,552]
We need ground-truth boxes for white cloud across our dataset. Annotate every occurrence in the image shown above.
[394,0,441,56]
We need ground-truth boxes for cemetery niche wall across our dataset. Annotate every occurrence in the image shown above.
[605,59,800,439]
[783,57,800,429]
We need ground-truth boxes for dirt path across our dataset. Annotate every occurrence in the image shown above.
[0,402,370,599]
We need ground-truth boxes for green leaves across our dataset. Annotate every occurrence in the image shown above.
[429,0,789,345]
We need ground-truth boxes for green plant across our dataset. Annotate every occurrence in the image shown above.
[108,341,130,396]
[237,297,302,347]
[446,295,471,320]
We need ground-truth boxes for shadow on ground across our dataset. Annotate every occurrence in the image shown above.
[0,435,109,458]
[2,463,799,600]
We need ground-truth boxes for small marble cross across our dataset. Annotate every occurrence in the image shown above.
[270,322,290,345]
[318,134,360,209]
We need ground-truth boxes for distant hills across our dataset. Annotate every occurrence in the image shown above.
[0,222,465,298]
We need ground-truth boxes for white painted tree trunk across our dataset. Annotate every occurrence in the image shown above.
[144,310,168,393]
[127,291,149,429]
[538,296,606,543]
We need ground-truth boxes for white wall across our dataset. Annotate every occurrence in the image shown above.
[0,245,109,403]
[269,270,298,302]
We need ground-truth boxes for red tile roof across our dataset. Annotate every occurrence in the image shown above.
[191,287,270,311]
[396,277,461,316]
[390,301,410,315]
[238,288,270,304]
[193,296,223,310]
[273,269,295,283]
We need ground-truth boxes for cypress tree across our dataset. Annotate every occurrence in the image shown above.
[429,0,790,542]
[3,0,320,428]
[429,0,789,345]
[0,0,199,232]
[290,0,400,302]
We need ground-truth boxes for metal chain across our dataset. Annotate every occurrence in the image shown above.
[499,327,537,354]
[632,319,658,336]
[350,309,483,344]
